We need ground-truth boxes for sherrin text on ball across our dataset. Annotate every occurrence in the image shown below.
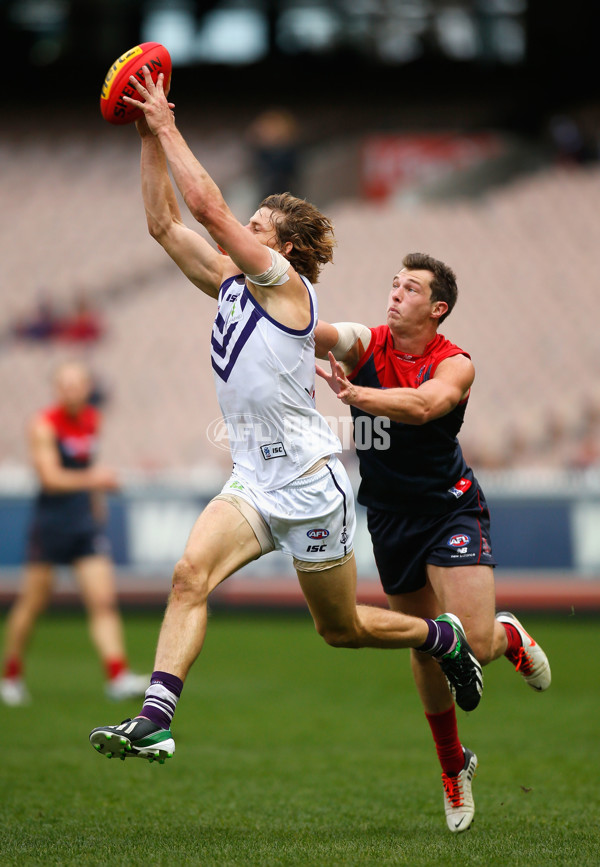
[100,42,171,125]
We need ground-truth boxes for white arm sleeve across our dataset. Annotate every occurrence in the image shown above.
[245,248,291,287]
[331,322,371,360]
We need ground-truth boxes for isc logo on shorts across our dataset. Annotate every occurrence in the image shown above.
[447,534,471,548]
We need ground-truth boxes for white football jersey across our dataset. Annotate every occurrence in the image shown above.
[211,274,341,490]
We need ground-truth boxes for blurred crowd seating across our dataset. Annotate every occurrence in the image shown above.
[2,118,600,485]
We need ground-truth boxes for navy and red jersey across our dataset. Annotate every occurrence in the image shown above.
[33,404,100,531]
[348,325,474,515]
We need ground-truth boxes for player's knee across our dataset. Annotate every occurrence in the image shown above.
[171,557,209,604]
[317,621,361,649]
[88,594,118,617]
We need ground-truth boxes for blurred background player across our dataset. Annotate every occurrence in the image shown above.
[0,360,147,706]
[315,253,551,832]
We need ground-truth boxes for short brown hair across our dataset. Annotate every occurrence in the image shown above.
[260,193,335,284]
[402,252,458,324]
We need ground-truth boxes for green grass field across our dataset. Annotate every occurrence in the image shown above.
[1,610,599,866]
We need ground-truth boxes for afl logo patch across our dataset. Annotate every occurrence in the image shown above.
[447,534,471,548]
[307,528,329,540]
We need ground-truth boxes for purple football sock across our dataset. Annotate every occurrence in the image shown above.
[139,670,183,730]
[417,619,457,658]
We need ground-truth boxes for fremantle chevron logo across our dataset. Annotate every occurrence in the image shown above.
[211,301,260,383]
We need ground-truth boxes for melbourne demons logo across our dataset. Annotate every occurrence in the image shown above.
[62,434,96,461]
[447,534,471,548]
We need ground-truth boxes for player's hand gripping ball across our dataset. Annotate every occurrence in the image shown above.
[100,42,172,125]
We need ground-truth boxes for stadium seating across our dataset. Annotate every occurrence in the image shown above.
[2,116,600,481]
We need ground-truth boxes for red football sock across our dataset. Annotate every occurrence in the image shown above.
[105,658,128,681]
[501,622,522,663]
[3,656,22,680]
[425,706,464,777]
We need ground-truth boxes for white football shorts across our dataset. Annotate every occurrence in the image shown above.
[216,455,356,564]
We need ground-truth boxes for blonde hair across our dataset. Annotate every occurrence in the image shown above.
[260,193,335,284]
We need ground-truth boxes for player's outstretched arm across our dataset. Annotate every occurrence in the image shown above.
[318,352,474,424]
[30,418,119,494]
[137,116,225,299]
[126,68,272,281]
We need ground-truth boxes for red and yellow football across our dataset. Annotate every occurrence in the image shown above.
[100,42,171,125]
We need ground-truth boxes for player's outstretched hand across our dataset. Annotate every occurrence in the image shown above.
[316,352,358,405]
[124,67,175,136]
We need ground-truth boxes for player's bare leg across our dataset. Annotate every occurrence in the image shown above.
[427,564,506,664]
[75,554,146,699]
[89,499,262,761]
[297,554,429,648]
[153,498,262,679]
[75,555,127,664]
[1,563,53,705]
[3,563,54,661]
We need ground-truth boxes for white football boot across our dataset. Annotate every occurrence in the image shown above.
[442,747,478,833]
[496,611,551,691]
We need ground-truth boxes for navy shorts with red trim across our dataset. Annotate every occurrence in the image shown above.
[366,482,496,596]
